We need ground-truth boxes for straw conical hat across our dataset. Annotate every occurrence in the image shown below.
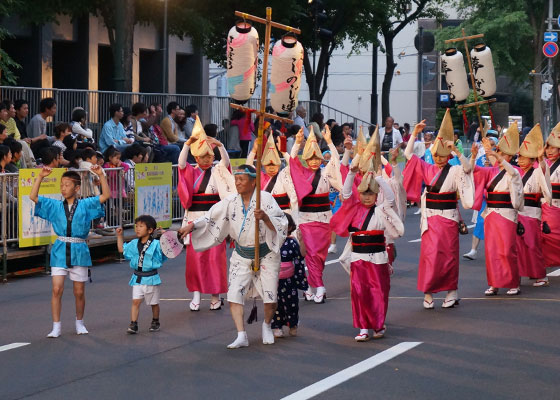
[357,163,379,194]
[190,116,213,157]
[261,132,281,166]
[498,121,520,156]
[547,122,560,148]
[482,119,490,137]
[358,125,381,173]
[302,125,323,160]
[356,126,367,155]
[519,124,543,158]
[431,109,454,157]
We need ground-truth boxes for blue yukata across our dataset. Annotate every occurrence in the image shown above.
[123,239,167,286]
[34,196,105,268]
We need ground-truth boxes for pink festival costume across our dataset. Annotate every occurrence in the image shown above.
[290,142,342,289]
[403,154,474,293]
[473,162,524,288]
[332,172,404,331]
[542,157,560,267]
[177,145,234,295]
[516,163,551,280]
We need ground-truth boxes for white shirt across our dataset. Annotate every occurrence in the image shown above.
[520,162,552,220]
[379,127,403,149]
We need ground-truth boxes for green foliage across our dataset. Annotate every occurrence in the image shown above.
[435,90,489,129]
[435,0,545,83]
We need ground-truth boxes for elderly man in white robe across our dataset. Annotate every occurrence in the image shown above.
[180,164,288,349]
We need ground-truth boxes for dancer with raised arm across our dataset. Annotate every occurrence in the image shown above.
[177,116,235,311]
[402,110,474,309]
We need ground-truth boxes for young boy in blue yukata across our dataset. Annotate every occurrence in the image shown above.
[116,215,167,334]
[30,165,110,338]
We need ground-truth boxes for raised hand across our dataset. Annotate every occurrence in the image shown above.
[344,136,353,150]
[116,227,123,236]
[323,124,332,144]
[413,120,426,136]
[39,166,52,178]
[295,128,304,144]
[389,147,399,163]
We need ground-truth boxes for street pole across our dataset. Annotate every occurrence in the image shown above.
[417,26,424,123]
[162,0,168,94]
[547,0,554,132]
[371,41,378,125]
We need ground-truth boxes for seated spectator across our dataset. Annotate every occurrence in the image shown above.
[14,99,29,140]
[28,97,56,140]
[66,148,83,170]
[184,104,198,138]
[103,146,130,199]
[0,144,11,173]
[130,102,153,144]
[4,138,22,172]
[79,148,102,197]
[0,124,7,145]
[1,100,21,139]
[175,107,188,143]
[160,102,181,145]
[123,143,148,167]
[121,107,134,140]
[38,146,61,168]
[146,102,163,128]
[53,122,72,152]
[326,119,337,130]
[70,107,94,143]
[99,103,133,154]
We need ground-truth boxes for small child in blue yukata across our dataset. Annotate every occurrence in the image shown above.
[272,213,308,338]
[30,166,111,338]
[117,215,167,334]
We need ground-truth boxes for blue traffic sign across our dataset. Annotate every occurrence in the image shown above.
[558,14,560,27]
[543,42,559,58]
[545,31,558,42]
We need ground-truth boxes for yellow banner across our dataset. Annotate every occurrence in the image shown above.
[134,163,172,228]
[229,158,248,168]
[18,168,65,247]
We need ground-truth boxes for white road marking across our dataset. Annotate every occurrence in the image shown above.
[325,259,340,265]
[0,343,30,352]
[467,224,476,229]
[408,238,421,243]
[280,342,422,400]
[547,268,560,277]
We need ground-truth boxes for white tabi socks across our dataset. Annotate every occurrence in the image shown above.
[442,290,459,308]
[227,331,249,349]
[314,286,326,303]
[423,293,434,309]
[47,321,62,338]
[76,319,89,335]
[262,322,275,345]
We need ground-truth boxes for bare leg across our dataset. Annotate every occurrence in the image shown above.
[330,232,336,245]
[471,236,480,251]
[51,276,65,322]
[263,303,277,324]
[73,281,85,320]
[229,302,244,332]
[131,299,142,321]
[151,304,160,319]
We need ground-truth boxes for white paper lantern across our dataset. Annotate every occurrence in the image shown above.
[441,48,469,102]
[270,34,304,115]
[471,44,496,97]
[226,22,259,103]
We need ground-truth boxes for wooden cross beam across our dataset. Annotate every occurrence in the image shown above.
[231,8,301,270]
[445,29,496,136]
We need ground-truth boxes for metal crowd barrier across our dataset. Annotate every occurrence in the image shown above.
[0,86,370,148]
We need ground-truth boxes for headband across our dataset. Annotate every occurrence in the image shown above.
[234,168,257,178]
[322,150,331,157]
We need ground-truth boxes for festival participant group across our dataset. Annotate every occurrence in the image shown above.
[30,110,560,349]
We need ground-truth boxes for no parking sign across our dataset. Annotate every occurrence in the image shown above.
[543,42,559,58]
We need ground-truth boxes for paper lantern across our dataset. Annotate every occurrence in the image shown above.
[441,48,469,102]
[270,34,304,115]
[471,44,496,97]
[226,22,259,104]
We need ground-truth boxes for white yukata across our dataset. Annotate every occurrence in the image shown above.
[191,190,288,305]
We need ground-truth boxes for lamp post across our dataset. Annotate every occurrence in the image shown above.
[162,0,168,94]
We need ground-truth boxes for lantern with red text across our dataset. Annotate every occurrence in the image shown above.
[226,22,259,104]
[270,33,304,116]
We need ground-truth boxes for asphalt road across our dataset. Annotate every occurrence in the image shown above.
[1,209,559,400]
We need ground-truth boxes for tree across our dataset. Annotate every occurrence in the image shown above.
[435,0,551,127]
[0,0,22,85]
